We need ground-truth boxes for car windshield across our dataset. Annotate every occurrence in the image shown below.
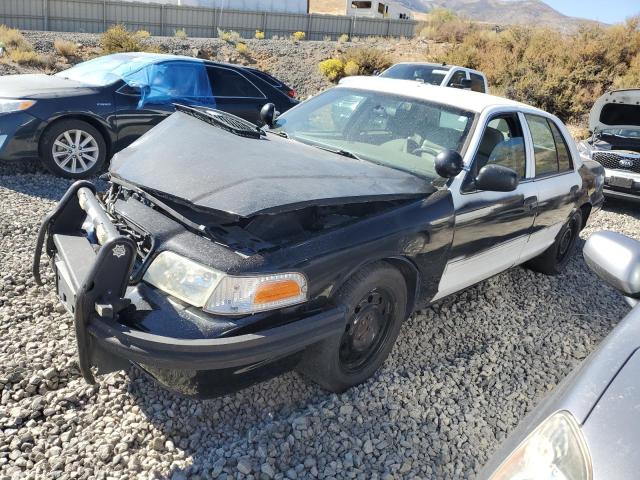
[381,64,450,85]
[271,87,475,180]
[601,128,640,139]
[54,54,163,86]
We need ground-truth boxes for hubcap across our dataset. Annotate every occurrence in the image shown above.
[339,289,393,373]
[52,129,99,174]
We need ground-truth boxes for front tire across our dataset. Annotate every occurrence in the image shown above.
[526,209,583,275]
[40,119,107,179]
[297,262,407,393]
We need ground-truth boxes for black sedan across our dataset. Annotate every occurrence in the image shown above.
[34,79,604,398]
[0,52,297,178]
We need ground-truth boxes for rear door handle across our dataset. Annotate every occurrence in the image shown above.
[524,196,538,211]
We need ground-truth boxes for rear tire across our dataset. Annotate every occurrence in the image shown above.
[40,119,106,179]
[526,209,582,275]
[297,262,407,393]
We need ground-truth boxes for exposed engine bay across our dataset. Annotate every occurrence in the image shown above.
[101,182,410,258]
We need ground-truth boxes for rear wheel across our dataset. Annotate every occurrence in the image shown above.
[40,119,106,179]
[526,209,583,275]
[297,262,407,393]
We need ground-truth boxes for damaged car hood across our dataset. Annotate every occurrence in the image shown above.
[589,89,640,133]
[110,111,433,218]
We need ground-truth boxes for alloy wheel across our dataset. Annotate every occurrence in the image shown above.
[51,129,100,174]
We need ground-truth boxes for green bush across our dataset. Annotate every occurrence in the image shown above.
[319,58,344,81]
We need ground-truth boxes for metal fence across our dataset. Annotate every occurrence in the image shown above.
[0,0,418,40]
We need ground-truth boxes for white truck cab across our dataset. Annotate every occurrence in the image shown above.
[380,62,489,94]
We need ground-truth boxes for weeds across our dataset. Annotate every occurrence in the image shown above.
[54,39,78,57]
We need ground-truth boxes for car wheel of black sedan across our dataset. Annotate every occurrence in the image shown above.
[298,262,407,393]
[40,119,107,179]
[526,209,583,275]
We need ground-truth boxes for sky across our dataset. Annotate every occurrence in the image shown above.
[542,0,639,24]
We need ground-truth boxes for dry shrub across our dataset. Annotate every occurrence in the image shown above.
[292,31,306,41]
[338,33,349,43]
[340,47,391,75]
[218,29,241,43]
[419,8,474,43]
[8,50,54,68]
[255,30,265,40]
[54,39,78,57]
[344,60,360,76]
[235,42,250,56]
[435,16,640,123]
[137,29,151,38]
[174,28,187,40]
[0,25,32,52]
[101,25,143,53]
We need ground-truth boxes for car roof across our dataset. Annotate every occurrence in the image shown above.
[116,52,251,71]
[337,76,541,114]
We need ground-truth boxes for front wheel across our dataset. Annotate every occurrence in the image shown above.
[297,262,407,393]
[40,119,107,179]
[526,209,583,275]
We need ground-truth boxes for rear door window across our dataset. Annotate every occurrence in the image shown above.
[470,73,486,93]
[525,114,573,176]
[207,67,265,98]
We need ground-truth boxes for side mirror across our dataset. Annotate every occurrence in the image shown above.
[584,231,640,302]
[475,164,518,192]
[260,103,277,128]
[118,83,143,96]
[435,150,464,178]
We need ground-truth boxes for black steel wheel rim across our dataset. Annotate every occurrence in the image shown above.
[339,288,394,374]
[557,217,578,261]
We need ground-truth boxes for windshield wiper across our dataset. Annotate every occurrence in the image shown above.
[268,130,289,139]
[307,142,363,161]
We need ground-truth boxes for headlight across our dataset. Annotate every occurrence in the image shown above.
[205,272,307,315]
[144,251,307,315]
[144,251,222,307]
[489,411,592,480]
[0,99,36,114]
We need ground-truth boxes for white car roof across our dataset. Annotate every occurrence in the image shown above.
[337,76,543,115]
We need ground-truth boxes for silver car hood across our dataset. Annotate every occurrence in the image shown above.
[589,89,640,132]
[581,348,640,479]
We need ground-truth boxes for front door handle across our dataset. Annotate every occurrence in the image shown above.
[524,196,538,211]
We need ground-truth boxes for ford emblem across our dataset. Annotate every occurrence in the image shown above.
[619,159,634,168]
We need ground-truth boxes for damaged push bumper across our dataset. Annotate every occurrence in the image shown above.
[33,182,345,397]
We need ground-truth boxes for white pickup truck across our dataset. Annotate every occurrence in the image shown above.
[380,62,490,94]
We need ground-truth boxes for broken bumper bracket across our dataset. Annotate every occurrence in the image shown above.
[33,181,137,384]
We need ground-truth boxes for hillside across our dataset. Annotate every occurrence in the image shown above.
[310,0,599,30]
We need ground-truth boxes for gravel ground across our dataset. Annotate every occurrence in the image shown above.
[0,158,636,479]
